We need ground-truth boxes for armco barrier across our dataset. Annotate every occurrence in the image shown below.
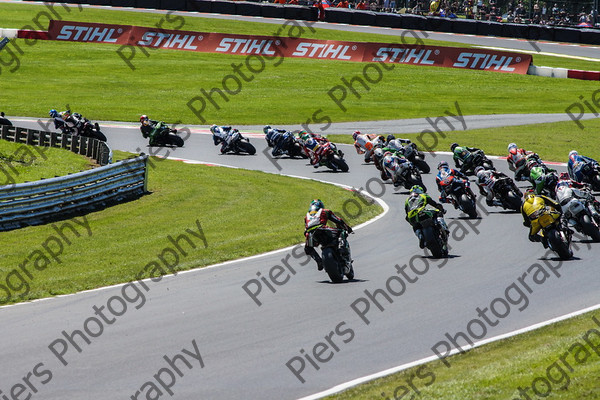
[236,1,263,17]
[427,16,453,33]
[554,27,581,43]
[260,3,285,18]
[211,0,237,14]
[187,0,213,13]
[0,155,148,231]
[324,8,354,24]
[351,10,377,26]
[161,0,186,10]
[375,12,403,28]
[452,18,477,34]
[0,125,111,166]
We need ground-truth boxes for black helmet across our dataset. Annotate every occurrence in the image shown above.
[386,134,395,142]
[450,143,458,152]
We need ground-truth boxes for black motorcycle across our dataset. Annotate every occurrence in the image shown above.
[306,227,354,283]
[575,161,600,192]
[60,113,107,142]
[479,173,523,212]
[439,175,477,218]
[146,121,184,147]
[227,130,256,155]
[0,112,12,126]
[409,207,449,258]
[401,142,430,174]
[461,150,495,175]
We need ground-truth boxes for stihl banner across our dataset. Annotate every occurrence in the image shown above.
[47,20,532,74]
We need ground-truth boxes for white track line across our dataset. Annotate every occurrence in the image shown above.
[298,301,600,399]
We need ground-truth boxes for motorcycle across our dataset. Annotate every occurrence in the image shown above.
[227,130,256,155]
[317,141,349,172]
[279,133,308,159]
[574,161,600,192]
[401,142,430,174]
[373,148,392,181]
[384,155,426,191]
[534,204,573,260]
[409,207,449,258]
[439,174,478,218]
[146,121,184,147]
[58,113,107,142]
[305,226,354,283]
[461,149,495,175]
[0,112,12,126]
[556,184,600,242]
[492,175,523,211]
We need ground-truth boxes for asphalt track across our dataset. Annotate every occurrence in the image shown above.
[2,5,600,400]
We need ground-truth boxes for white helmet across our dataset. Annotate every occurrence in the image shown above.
[507,143,517,152]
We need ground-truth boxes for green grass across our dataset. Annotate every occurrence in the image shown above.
[1,3,599,126]
[0,140,92,185]
[326,117,600,162]
[0,148,382,305]
[326,310,600,399]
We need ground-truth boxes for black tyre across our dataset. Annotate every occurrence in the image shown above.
[592,174,600,192]
[546,228,573,260]
[331,155,349,172]
[169,134,184,147]
[292,143,308,158]
[423,226,446,258]
[380,169,390,181]
[581,214,600,242]
[414,158,430,174]
[505,191,522,211]
[460,194,478,218]
[238,141,256,155]
[322,247,344,283]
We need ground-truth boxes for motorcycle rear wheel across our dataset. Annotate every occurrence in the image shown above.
[322,247,344,283]
[238,141,256,155]
[460,194,478,218]
[581,214,600,242]
[423,226,447,258]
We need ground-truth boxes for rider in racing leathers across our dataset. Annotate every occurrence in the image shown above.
[304,199,353,271]
[451,142,483,174]
[211,124,234,153]
[507,143,540,181]
[436,160,473,205]
[521,192,566,247]
[568,150,599,183]
[353,131,385,163]
[405,185,448,248]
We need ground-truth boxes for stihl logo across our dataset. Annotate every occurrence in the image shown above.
[215,38,277,55]
[56,25,120,43]
[292,43,352,60]
[137,32,199,49]
[453,52,516,72]
[372,47,435,64]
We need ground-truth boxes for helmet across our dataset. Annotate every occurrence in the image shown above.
[474,166,485,176]
[530,166,544,182]
[437,161,448,170]
[569,150,578,162]
[387,134,395,142]
[450,143,458,152]
[352,131,360,141]
[263,125,271,135]
[507,143,517,152]
[559,172,570,181]
[49,109,58,118]
[309,199,324,213]
[140,115,149,126]
[374,148,383,158]
[410,185,424,194]
[210,124,218,134]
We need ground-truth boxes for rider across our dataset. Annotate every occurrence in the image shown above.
[49,109,68,133]
[555,172,600,219]
[436,160,473,205]
[304,199,353,271]
[353,131,385,163]
[264,126,293,157]
[384,134,413,153]
[211,124,235,153]
[529,166,557,197]
[568,150,599,183]
[382,151,412,187]
[451,142,483,174]
[475,165,520,207]
[521,192,565,247]
[263,125,287,147]
[140,115,177,146]
[507,143,536,181]
[405,185,448,249]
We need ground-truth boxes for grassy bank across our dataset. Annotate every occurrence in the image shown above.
[327,310,600,399]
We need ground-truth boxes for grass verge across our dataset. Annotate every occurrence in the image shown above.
[1,4,599,125]
[0,139,93,185]
[0,149,382,305]
[326,310,600,400]
[326,117,600,163]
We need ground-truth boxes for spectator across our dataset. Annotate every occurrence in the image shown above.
[337,0,349,7]
[356,0,368,8]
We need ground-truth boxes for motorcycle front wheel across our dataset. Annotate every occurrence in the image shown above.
[546,228,573,260]
[322,247,344,283]
[238,141,256,155]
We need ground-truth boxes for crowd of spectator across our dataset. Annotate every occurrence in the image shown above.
[270,0,598,27]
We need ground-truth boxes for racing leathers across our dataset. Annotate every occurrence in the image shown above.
[304,209,353,271]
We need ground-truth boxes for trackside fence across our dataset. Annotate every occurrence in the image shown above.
[1,125,111,166]
[0,154,148,231]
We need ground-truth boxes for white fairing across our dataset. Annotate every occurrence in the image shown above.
[305,209,324,230]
